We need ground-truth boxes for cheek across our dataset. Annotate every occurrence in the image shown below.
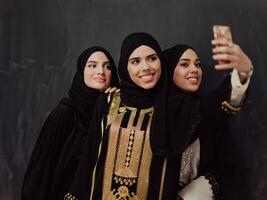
[173,70,184,85]
[198,69,203,82]
[127,64,138,78]
[84,68,94,84]
[154,61,161,73]
[105,70,112,82]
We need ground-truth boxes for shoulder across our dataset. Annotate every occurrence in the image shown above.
[40,100,77,133]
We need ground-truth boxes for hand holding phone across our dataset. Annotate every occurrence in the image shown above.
[212,25,252,80]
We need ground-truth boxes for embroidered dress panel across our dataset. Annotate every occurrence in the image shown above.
[102,98,154,199]
[179,138,200,186]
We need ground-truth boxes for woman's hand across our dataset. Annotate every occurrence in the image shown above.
[212,38,252,82]
[104,87,120,94]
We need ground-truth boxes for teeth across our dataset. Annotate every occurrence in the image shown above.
[140,74,153,80]
[188,77,198,82]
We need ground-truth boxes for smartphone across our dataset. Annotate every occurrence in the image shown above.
[213,25,233,64]
[213,25,233,43]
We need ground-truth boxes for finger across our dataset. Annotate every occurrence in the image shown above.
[109,87,117,93]
[115,89,120,93]
[104,87,111,93]
[211,38,233,47]
[213,54,238,62]
[214,62,238,70]
[232,45,245,59]
[212,46,235,54]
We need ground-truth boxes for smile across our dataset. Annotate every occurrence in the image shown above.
[139,73,155,81]
[93,76,106,82]
[186,76,199,83]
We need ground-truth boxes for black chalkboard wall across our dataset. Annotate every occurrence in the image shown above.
[1,0,266,199]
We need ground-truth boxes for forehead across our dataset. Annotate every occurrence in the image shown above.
[129,45,156,59]
[87,51,109,62]
[180,49,199,60]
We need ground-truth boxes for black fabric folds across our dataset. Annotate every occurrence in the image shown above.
[151,45,201,157]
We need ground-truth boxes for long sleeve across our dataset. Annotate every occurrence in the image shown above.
[21,104,74,200]
[229,68,252,107]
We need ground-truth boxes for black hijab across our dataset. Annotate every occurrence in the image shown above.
[66,46,119,127]
[151,44,201,157]
[118,32,163,108]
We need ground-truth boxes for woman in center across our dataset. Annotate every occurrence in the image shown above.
[102,32,163,199]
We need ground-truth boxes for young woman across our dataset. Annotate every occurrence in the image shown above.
[21,46,119,200]
[161,42,252,200]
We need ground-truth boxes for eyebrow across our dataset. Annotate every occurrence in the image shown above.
[87,60,110,64]
[129,53,157,61]
[179,58,200,62]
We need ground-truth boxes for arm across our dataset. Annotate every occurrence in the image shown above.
[201,40,253,118]
[212,38,253,107]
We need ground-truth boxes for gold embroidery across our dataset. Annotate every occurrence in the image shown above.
[119,107,127,113]
[64,193,78,200]
[221,100,241,114]
[159,159,167,200]
[89,119,105,200]
[103,95,154,199]
[135,109,153,198]
[107,93,121,126]
[180,139,200,186]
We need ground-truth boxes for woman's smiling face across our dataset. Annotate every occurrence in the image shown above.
[173,49,202,93]
[83,51,112,91]
[127,45,161,89]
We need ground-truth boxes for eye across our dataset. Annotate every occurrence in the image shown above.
[104,63,112,70]
[179,62,189,68]
[130,59,140,65]
[195,61,201,68]
[148,55,158,62]
[87,64,96,68]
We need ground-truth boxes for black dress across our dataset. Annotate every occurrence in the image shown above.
[21,46,119,200]
[21,99,88,199]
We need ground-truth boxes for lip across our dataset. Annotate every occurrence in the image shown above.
[139,73,155,82]
[186,76,199,83]
[93,76,106,82]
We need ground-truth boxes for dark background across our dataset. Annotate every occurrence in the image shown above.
[1,0,266,199]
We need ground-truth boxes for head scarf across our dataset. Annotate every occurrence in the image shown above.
[118,32,163,108]
[67,46,119,126]
[151,44,201,157]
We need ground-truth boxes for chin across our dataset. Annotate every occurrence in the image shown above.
[141,82,157,89]
[189,87,199,92]
[95,83,108,90]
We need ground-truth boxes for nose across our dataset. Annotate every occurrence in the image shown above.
[142,60,151,70]
[189,64,198,73]
[96,66,104,74]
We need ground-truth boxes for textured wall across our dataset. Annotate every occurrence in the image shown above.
[0,0,266,199]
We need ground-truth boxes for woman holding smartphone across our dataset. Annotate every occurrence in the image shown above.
[157,39,252,200]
